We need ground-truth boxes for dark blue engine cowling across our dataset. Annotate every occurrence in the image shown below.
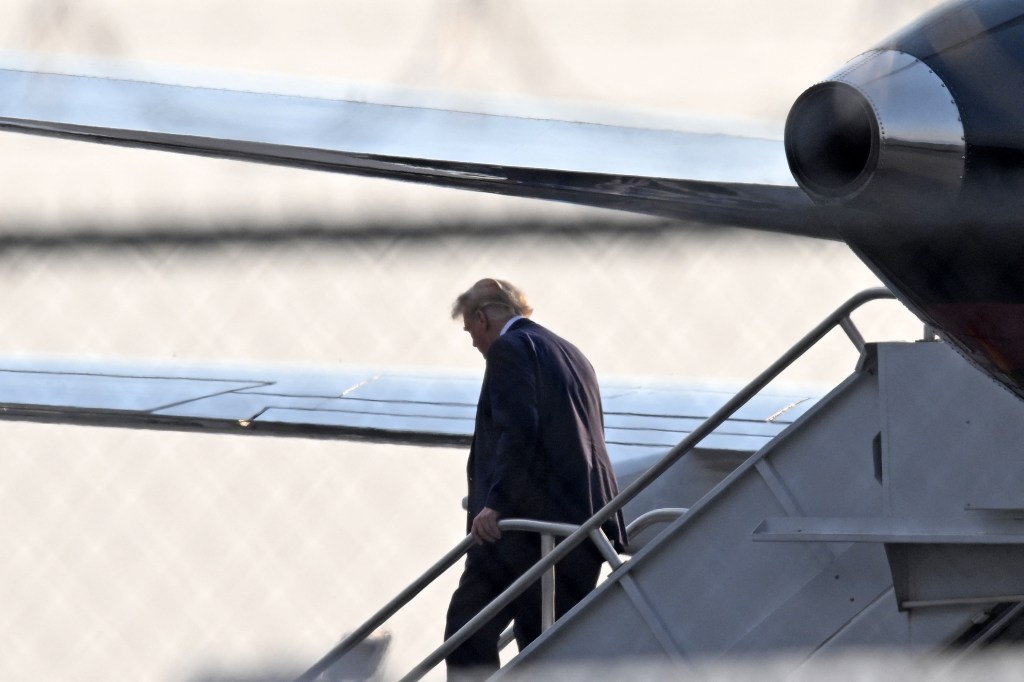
[887,0,1024,215]
[786,0,1024,219]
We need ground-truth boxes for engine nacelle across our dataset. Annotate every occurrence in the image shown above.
[784,49,965,211]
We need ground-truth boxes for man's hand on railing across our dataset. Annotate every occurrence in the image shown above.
[472,507,503,544]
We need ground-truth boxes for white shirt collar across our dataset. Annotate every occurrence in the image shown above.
[500,315,525,336]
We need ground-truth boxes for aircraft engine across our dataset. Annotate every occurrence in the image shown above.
[783,49,965,211]
[784,0,1024,220]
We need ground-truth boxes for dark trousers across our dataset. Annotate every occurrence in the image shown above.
[443,531,603,680]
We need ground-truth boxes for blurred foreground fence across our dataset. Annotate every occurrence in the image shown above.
[0,227,918,680]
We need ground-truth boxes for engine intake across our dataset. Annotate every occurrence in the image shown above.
[785,50,965,209]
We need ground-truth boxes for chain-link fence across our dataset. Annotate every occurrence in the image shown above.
[0,1,952,678]
[0,226,920,680]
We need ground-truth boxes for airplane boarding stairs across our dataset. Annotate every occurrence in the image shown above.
[298,289,1024,680]
[501,328,1024,676]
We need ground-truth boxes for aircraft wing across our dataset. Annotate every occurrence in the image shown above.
[0,55,837,239]
[0,355,823,463]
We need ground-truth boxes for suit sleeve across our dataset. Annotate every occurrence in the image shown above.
[482,336,539,516]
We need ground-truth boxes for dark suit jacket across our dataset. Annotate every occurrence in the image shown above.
[466,318,627,551]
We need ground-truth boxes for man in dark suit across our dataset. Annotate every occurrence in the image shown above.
[444,278,627,679]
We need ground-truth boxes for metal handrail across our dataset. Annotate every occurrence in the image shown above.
[622,508,689,553]
[294,518,618,682]
[495,510,689,651]
[398,287,896,681]
[295,288,895,682]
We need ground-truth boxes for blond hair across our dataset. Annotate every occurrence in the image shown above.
[451,278,533,320]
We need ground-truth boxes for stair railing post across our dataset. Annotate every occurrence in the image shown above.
[540,532,556,633]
